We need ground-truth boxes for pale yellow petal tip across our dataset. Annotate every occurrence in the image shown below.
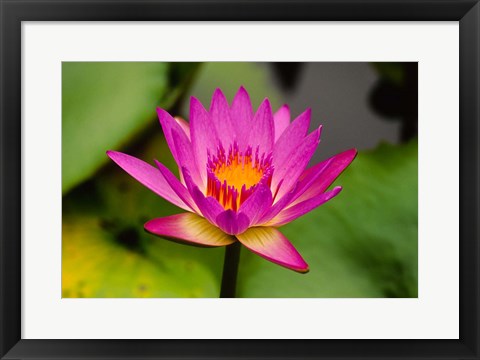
[296,266,310,274]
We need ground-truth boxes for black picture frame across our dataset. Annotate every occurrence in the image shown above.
[1,1,479,359]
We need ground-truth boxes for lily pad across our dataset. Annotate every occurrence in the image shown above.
[62,133,225,298]
[237,140,418,297]
[62,216,221,298]
[62,62,199,194]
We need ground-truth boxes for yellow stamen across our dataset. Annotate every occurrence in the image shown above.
[206,145,273,211]
[213,155,263,193]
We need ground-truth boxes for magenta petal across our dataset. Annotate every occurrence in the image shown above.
[273,108,311,179]
[266,186,342,227]
[145,213,236,247]
[192,188,225,226]
[190,97,219,185]
[215,210,250,235]
[248,98,274,154]
[256,183,299,225]
[236,227,309,273]
[273,104,290,142]
[181,167,224,225]
[238,184,273,226]
[210,88,235,148]
[106,151,192,212]
[289,148,357,207]
[156,108,185,164]
[154,160,199,213]
[171,128,204,190]
[230,86,253,149]
[272,127,322,200]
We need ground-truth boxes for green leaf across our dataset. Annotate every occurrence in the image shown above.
[62,215,222,297]
[62,62,198,194]
[237,140,418,298]
[62,133,225,298]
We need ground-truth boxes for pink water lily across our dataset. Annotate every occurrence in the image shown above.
[107,87,356,273]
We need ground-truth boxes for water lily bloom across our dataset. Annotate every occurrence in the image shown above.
[107,87,356,273]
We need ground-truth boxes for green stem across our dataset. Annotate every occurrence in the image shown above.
[220,241,241,298]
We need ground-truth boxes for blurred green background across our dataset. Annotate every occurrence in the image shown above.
[62,62,418,298]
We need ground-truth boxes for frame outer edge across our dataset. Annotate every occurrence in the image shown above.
[1,0,480,359]
[460,2,480,358]
[1,0,22,358]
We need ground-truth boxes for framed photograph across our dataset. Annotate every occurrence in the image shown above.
[1,1,478,359]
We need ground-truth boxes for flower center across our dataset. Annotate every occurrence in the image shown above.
[206,144,273,211]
